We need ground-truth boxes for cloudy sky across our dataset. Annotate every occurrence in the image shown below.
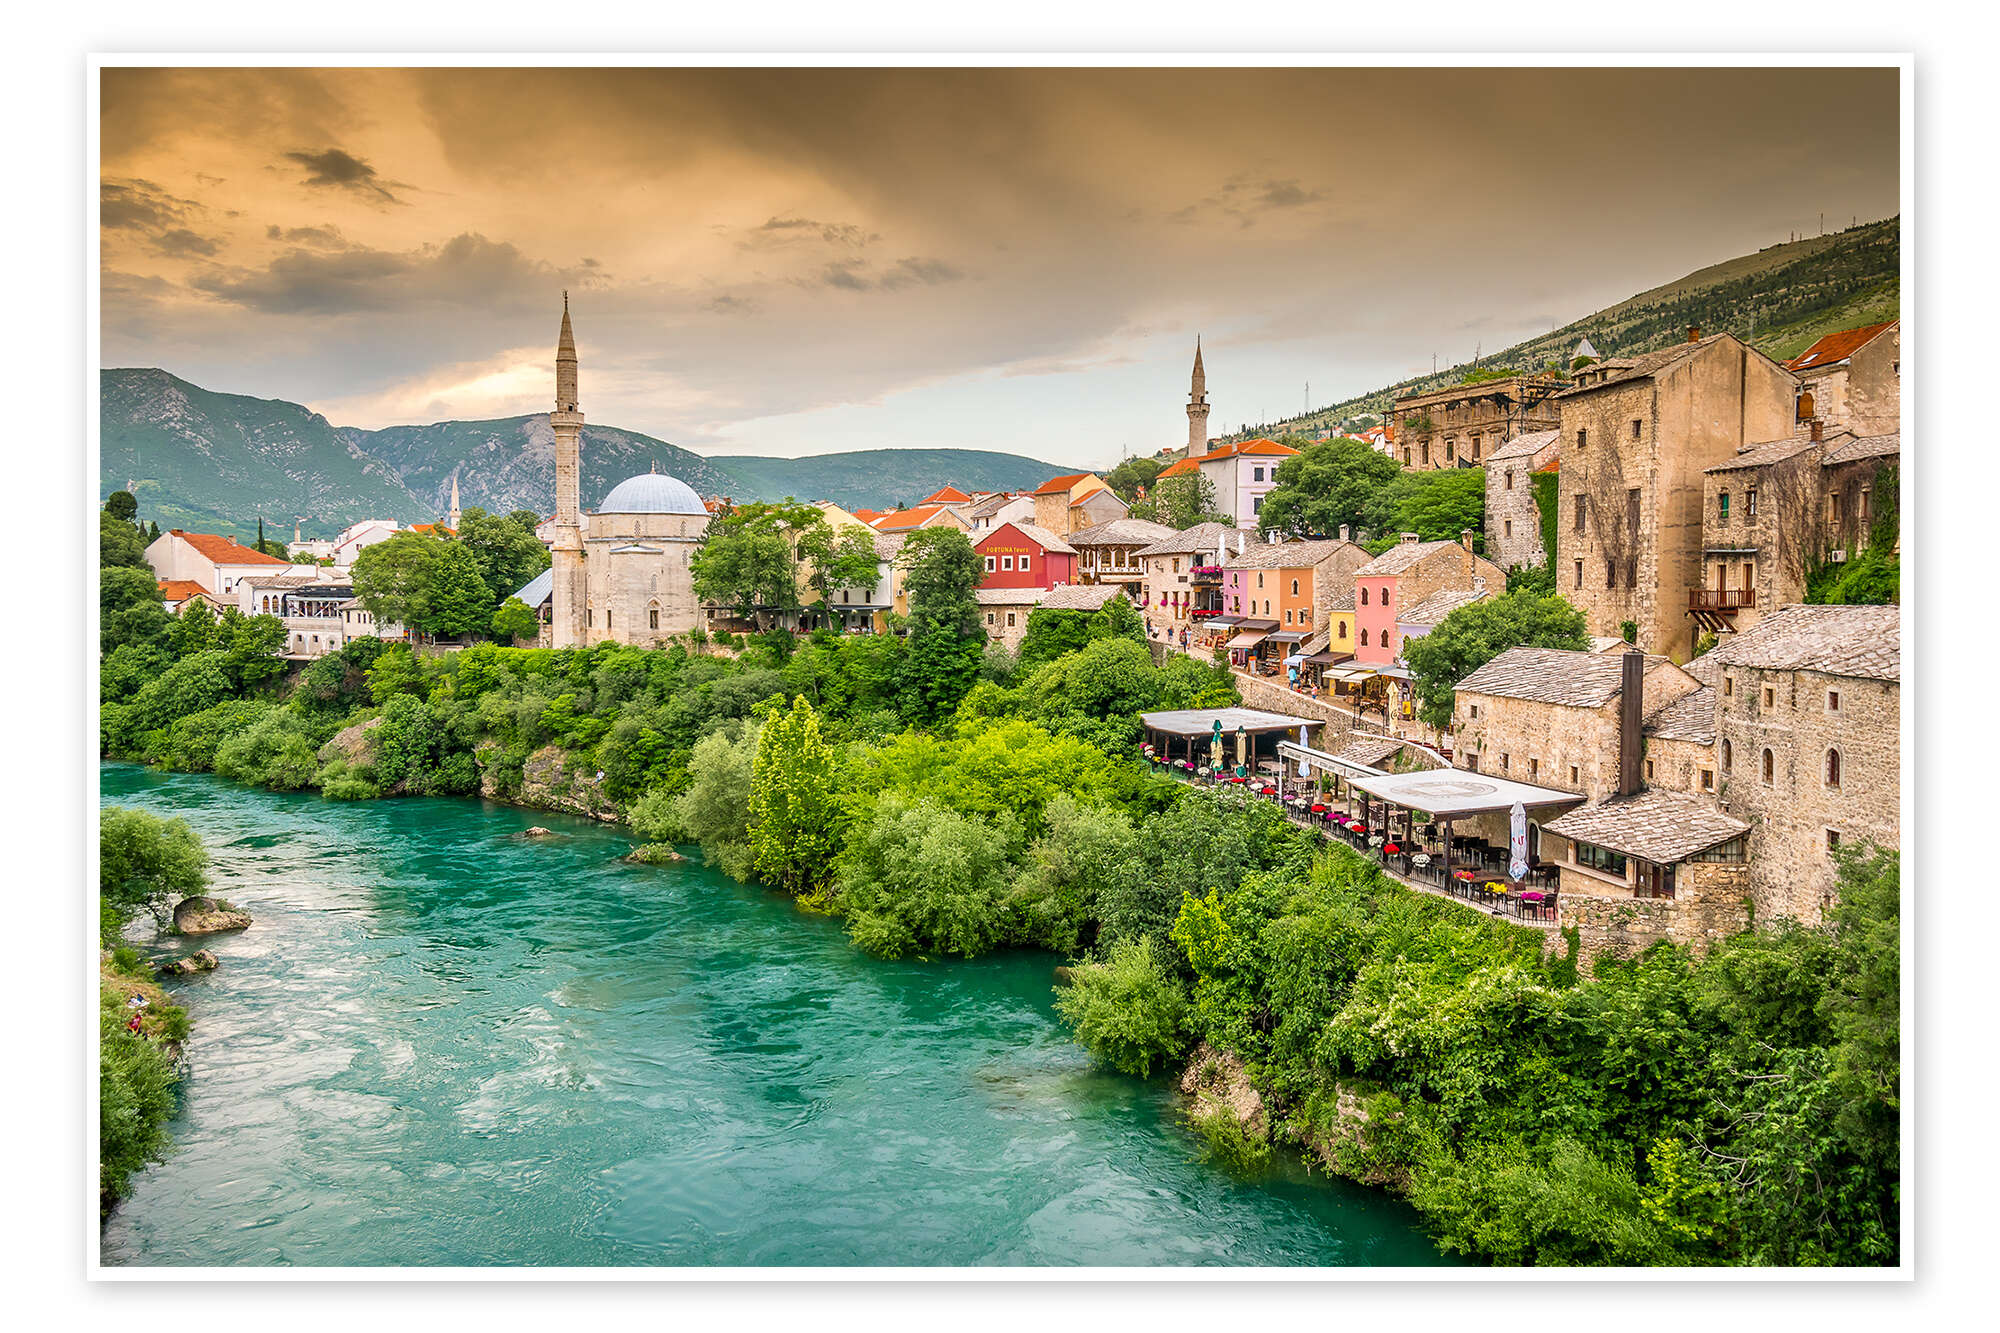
[99,66,1899,469]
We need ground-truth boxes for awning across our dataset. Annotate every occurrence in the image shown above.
[1226,630,1269,649]
[1277,740,1585,818]
[1283,653,1307,666]
[1326,665,1377,682]
[1304,650,1354,667]
[1267,629,1311,644]
[1203,617,1240,631]
[1233,618,1280,632]
[1376,665,1414,681]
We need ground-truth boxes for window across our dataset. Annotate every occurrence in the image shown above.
[1829,492,1844,525]
[1300,609,1311,626]
[1504,519,1513,539]
[1701,768,1715,792]
[1253,466,1264,482]
[1574,495,1587,533]
[1688,837,1746,863]
[1290,578,1300,596]
[1529,758,1539,780]
[1422,444,1431,465]
[1574,841,1627,877]
[1285,609,1293,625]
[1826,829,1841,853]
[1380,587,1390,610]
[1763,686,1775,709]
[1360,628,1370,647]
[1468,704,1480,719]
[1257,572,1265,589]
[648,608,659,630]
[986,611,996,625]
[1826,749,1842,789]
[1761,749,1775,785]
[1361,586,1369,606]
[1723,675,1734,697]
[1404,448,1412,465]
[1569,764,1580,786]
[1505,469,1515,492]
[1645,759,1655,781]
[1631,419,1642,439]
[1746,488,1758,517]
[1253,496,1264,514]
[1627,488,1641,538]
[1828,689,1841,713]
[1500,753,1509,772]
[1577,427,1588,449]
[1606,559,1617,589]
[1001,555,1013,571]
[1718,492,1730,524]
[1574,560,1584,589]
[984,556,996,572]
[1721,739,1732,773]
[1338,621,1348,640]
[1445,441,1456,462]
[1470,438,1481,462]
[1796,390,1815,421]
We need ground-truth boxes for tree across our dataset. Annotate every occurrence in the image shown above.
[101,565,170,657]
[101,509,150,570]
[897,526,986,725]
[1087,591,1145,645]
[99,806,208,940]
[1257,437,1401,538]
[1053,936,1189,1077]
[1403,591,1591,729]
[492,596,541,644]
[749,696,842,896]
[690,502,821,624]
[213,607,287,690]
[798,522,883,615]
[352,530,444,629]
[1104,454,1167,503]
[675,722,762,880]
[834,794,1020,959]
[456,507,551,608]
[1134,470,1229,528]
[1361,467,1487,545]
[104,490,139,522]
[167,598,219,658]
[426,540,497,639]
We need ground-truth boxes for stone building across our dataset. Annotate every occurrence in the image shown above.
[1351,534,1505,666]
[1066,517,1176,594]
[1217,536,1372,673]
[1134,521,1240,652]
[1694,425,1901,638]
[975,586,1045,652]
[1709,604,1900,925]
[1391,372,1562,471]
[1483,430,1561,571]
[543,297,712,648]
[1553,331,1797,660]
[1784,321,1900,437]
[1031,473,1117,536]
[1185,338,1211,458]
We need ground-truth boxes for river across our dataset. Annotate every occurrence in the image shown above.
[99,763,1448,1268]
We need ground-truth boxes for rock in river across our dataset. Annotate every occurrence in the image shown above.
[172,896,252,936]
[163,949,219,975]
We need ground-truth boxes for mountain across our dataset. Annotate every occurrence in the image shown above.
[99,368,1075,540]
[711,449,1063,510]
[1231,215,1901,441]
[100,368,430,537]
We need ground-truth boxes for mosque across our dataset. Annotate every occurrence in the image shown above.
[527,295,712,648]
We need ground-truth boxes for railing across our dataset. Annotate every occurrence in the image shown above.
[1688,587,1756,612]
[1190,565,1223,583]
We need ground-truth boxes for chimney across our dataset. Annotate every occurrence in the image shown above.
[1686,324,1701,344]
[1400,532,1419,545]
[1459,528,1474,552]
[1618,648,1645,798]
[1810,418,1824,442]
[1338,524,1351,543]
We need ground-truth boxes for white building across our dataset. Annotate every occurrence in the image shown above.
[145,528,290,600]
[329,519,407,567]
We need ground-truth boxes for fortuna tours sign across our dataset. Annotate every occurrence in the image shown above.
[1509,801,1529,881]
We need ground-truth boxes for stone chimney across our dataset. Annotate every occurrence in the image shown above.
[1810,418,1824,442]
[1459,528,1474,552]
[1460,528,1475,579]
[1338,524,1351,542]
[1400,532,1419,545]
[1687,324,1701,343]
[1618,649,1645,798]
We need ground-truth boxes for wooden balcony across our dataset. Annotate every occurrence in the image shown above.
[1687,587,1756,612]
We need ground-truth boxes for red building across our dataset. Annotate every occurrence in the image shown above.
[975,521,1078,590]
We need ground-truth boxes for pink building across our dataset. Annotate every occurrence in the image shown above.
[1351,534,1506,665]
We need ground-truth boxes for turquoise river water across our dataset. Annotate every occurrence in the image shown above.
[100,763,1449,1268]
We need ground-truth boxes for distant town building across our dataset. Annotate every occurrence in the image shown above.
[1065,517,1176,594]
[1483,429,1562,571]
[1784,320,1900,437]
[1391,372,1562,471]
[1155,438,1298,529]
[1030,473,1117,536]
[144,528,288,600]
[1134,521,1240,650]
[976,522,1079,591]
[1351,533,1504,668]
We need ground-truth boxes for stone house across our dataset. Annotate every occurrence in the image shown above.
[1351,533,1506,666]
[1553,330,1797,660]
[1483,429,1562,570]
[1031,473,1116,536]
[1709,604,1900,925]
[1784,321,1900,437]
[1391,373,1563,471]
[1134,521,1240,652]
[1694,425,1901,638]
[1065,517,1176,593]
[975,586,1046,652]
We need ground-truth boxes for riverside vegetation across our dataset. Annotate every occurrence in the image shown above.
[97,502,1898,1266]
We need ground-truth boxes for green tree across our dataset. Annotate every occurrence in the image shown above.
[456,507,551,608]
[798,522,883,616]
[834,794,1020,959]
[1053,936,1189,1077]
[1135,470,1230,528]
[99,806,209,940]
[1257,437,1402,538]
[426,539,497,639]
[676,722,763,880]
[1404,590,1591,729]
[492,596,541,644]
[1362,467,1487,545]
[104,490,139,522]
[352,530,444,630]
[101,509,151,570]
[749,696,842,896]
[897,526,987,725]
[101,566,171,657]
[690,501,823,624]
[1104,454,1167,503]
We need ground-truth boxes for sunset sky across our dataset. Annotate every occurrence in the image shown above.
[99,66,1899,468]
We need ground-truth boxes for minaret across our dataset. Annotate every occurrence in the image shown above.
[1186,337,1211,459]
[550,292,590,647]
[447,474,462,530]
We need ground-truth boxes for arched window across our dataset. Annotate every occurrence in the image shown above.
[1826,749,1842,789]
[1338,621,1348,640]
[1721,739,1732,773]
[1361,627,1370,647]
[1761,749,1775,785]
[1361,586,1369,606]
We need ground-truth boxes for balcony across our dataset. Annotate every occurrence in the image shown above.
[1687,587,1756,612]
[1190,565,1224,584]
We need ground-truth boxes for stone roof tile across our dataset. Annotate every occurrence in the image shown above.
[1544,789,1749,864]
[1710,604,1900,681]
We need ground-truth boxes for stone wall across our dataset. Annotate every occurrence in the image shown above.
[1231,670,1367,752]
[1486,453,1552,571]
[1715,664,1899,925]
[1557,860,1750,970]
[1454,692,1617,796]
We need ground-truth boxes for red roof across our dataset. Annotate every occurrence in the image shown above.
[1033,472,1096,496]
[409,523,456,536]
[1157,457,1199,479]
[922,485,972,504]
[872,505,947,531]
[1161,439,1302,472]
[167,529,287,566]
[156,579,210,602]
[1785,322,1895,372]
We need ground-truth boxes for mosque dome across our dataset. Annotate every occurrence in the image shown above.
[597,470,708,516]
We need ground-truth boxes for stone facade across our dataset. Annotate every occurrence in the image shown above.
[976,588,1045,652]
[1554,333,1797,660]
[1787,321,1900,438]
[1392,373,1562,471]
[1484,431,1561,571]
[1556,860,1752,969]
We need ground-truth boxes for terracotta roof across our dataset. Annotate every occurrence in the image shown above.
[1065,517,1176,547]
[1133,521,1239,559]
[1822,432,1901,466]
[1033,472,1097,496]
[155,579,210,602]
[1039,584,1127,612]
[851,508,887,523]
[1456,646,1668,708]
[1785,322,1895,372]
[1644,685,1717,744]
[1544,789,1749,864]
[967,492,1027,518]
[1191,438,1300,465]
[922,486,972,504]
[1710,604,1900,682]
[409,523,456,536]
[1222,537,1364,571]
[1156,457,1200,479]
[872,505,950,531]
[1353,538,1463,579]
[1400,579,1493,626]
[1486,429,1562,463]
[167,529,287,566]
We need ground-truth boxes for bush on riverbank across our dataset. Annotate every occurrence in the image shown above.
[98,953,187,1213]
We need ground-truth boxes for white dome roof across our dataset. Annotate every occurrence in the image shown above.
[597,471,707,516]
